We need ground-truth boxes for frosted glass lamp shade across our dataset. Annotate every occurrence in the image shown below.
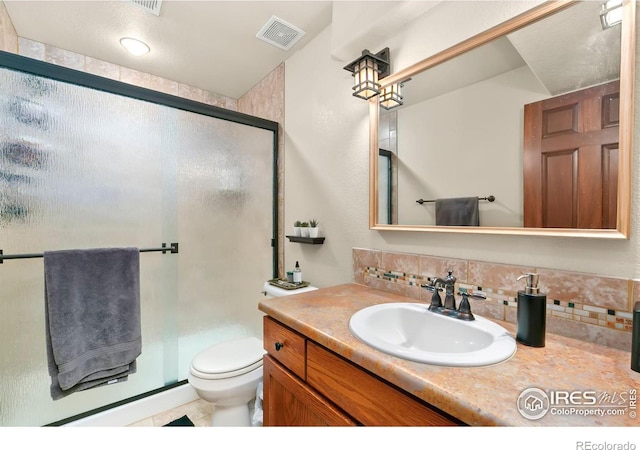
[379,83,403,110]
[344,48,391,101]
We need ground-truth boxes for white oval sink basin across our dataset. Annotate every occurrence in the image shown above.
[349,302,516,367]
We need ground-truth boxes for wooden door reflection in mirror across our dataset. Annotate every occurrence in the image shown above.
[523,80,619,229]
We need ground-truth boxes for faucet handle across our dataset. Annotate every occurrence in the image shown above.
[457,290,486,301]
[420,284,443,310]
[420,283,442,292]
[455,290,486,321]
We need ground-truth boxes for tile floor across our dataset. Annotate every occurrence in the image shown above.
[127,399,214,427]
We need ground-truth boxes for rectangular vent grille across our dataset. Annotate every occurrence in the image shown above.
[127,0,162,16]
[256,15,306,51]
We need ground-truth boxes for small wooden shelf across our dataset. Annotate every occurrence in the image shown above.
[286,235,325,245]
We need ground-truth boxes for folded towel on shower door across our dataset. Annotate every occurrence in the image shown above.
[435,197,480,226]
[44,247,141,400]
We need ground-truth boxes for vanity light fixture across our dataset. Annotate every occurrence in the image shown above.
[379,83,402,110]
[600,0,623,30]
[379,79,410,110]
[120,37,150,56]
[343,48,391,100]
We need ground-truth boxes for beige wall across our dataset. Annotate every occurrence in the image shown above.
[284,1,640,294]
[396,65,547,227]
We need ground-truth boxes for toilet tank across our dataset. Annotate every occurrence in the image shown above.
[262,281,318,299]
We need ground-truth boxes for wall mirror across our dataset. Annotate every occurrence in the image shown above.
[370,0,635,238]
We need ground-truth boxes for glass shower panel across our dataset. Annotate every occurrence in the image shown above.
[176,112,274,380]
[0,67,179,426]
[0,63,276,426]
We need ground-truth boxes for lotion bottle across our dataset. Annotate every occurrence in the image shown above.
[293,261,302,284]
[516,273,547,347]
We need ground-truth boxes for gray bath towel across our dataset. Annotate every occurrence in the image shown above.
[44,247,141,400]
[435,197,480,226]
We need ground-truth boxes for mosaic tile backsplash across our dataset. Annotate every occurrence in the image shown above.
[353,248,635,352]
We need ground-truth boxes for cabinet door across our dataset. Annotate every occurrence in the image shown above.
[263,355,357,426]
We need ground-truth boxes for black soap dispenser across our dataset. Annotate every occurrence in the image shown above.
[516,273,547,347]
[632,301,640,373]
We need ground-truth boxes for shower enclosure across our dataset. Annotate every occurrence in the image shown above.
[0,52,278,426]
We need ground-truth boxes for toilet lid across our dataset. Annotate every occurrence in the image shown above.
[190,337,265,380]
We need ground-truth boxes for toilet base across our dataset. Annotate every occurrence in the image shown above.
[211,401,252,427]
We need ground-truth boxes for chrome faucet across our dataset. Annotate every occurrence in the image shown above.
[420,270,486,321]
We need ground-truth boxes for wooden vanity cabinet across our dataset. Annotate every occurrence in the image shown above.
[262,316,463,426]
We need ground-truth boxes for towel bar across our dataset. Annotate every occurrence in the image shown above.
[416,195,495,205]
[0,242,179,264]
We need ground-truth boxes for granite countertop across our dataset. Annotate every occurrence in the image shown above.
[258,283,640,426]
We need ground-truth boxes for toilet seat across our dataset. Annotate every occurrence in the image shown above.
[190,337,265,380]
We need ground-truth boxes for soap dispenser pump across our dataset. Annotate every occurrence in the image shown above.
[516,273,547,347]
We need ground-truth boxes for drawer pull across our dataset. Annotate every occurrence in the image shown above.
[274,341,284,351]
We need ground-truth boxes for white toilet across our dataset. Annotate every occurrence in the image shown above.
[188,281,317,427]
[188,336,265,426]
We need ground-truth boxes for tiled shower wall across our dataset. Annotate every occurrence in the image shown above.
[0,2,17,53]
[353,248,635,352]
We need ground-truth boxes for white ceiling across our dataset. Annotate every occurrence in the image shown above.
[399,1,620,109]
[4,0,333,99]
[507,0,620,96]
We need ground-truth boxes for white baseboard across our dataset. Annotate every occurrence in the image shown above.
[64,384,199,427]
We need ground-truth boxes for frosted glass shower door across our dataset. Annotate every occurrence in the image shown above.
[176,112,275,379]
[0,57,277,426]
[0,66,180,426]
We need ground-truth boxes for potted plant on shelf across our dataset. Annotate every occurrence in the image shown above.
[300,221,310,237]
[294,221,302,237]
[309,219,320,238]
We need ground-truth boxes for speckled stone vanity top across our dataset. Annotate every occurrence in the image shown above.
[258,283,640,426]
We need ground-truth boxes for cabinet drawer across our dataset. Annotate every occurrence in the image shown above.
[263,316,306,379]
[307,341,463,426]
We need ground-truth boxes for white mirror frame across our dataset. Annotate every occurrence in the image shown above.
[369,0,635,239]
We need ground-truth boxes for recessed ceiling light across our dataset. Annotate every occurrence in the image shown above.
[120,37,150,56]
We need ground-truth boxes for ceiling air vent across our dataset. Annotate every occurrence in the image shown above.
[126,0,163,16]
[256,15,306,51]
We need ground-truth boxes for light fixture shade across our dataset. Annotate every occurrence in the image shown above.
[600,0,623,29]
[120,37,150,56]
[352,58,380,100]
[379,83,403,110]
[344,48,391,100]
